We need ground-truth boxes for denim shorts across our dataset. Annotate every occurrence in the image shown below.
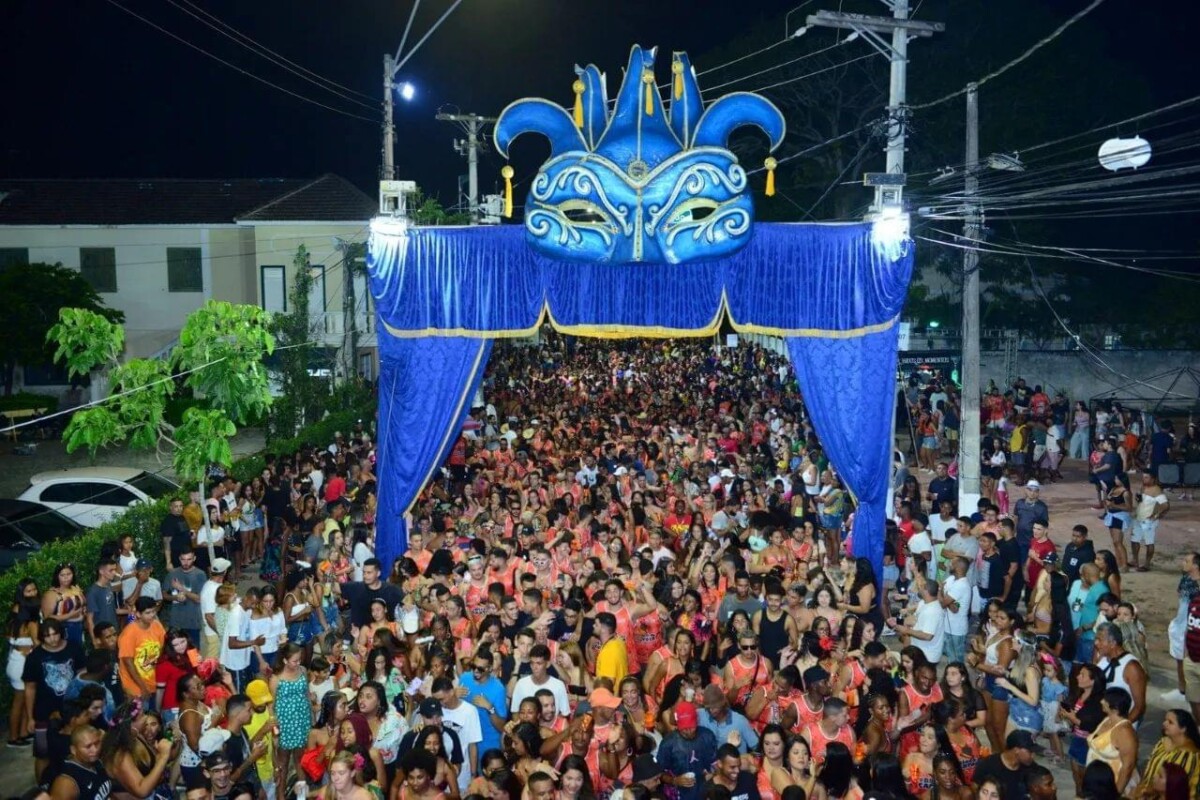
[984,674,1010,702]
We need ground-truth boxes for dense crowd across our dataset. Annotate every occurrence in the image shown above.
[5,334,1199,800]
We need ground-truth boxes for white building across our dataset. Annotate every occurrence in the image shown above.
[0,175,378,397]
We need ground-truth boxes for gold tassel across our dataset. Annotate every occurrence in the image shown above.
[501,166,514,218]
[764,157,777,197]
[572,79,584,129]
[672,61,684,100]
[642,70,655,116]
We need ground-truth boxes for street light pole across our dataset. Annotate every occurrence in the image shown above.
[381,54,396,180]
[959,83,982,511]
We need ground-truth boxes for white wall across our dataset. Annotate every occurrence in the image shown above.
[0,225,232,356]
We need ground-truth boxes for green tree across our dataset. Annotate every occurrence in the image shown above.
[409,187,472,226]
[266,245,328,444]
[47,300,275,493]
[0,262,124,395]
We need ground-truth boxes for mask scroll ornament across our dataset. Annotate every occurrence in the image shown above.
[494,45,786,264]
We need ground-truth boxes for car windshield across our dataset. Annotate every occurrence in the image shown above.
[1,505,83,545]
[129,472,179,499]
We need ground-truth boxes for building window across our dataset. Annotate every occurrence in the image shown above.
[79,247,117,292]
[261,265,286,313]
[0,248,28,270]
[167,247,203,292]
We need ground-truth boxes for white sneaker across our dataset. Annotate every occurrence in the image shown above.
[1161,689,1187,704]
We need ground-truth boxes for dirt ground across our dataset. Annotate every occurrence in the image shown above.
[1036,458,1197,668]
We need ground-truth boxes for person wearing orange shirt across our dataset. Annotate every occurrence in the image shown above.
[118,597,166,699]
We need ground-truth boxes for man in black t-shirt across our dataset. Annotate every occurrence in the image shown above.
[710,744,761,800]
[997,518,1022,611]
[161,498,193,570]
[973,731,1036,800]
[340,558,404,628]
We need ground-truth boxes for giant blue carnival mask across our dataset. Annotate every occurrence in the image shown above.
[494,46,786,264]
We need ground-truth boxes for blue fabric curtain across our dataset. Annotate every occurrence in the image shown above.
[375,334,492,572]
[369,223,911,337]
[786,327,900,592]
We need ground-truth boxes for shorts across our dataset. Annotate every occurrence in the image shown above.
[922,436,938,449]
[6,649,25,691]
[1069,735,1089,765]
[819,514,843,531]
[1185,659,1200,705]
[1131,519,1158,545]
[1104,512,1131,531]
[984,674,1010,702]
[1011,453,1026,467]
[1170,616,1187,661]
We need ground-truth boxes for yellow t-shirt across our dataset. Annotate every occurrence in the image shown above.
[596,637,628,687]
[245,709,276,784]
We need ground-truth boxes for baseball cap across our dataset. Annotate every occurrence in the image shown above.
[589,688,621,710]
[632,754,664,783]
[199,728,231,755]
[1042,551,1059,566]
[135,558,151,570]
[419,698,443,718]
[1025,479,1041,489]
[674,701,698,730]
[210,557,232,574]
[246,679,273,706]
[1006,730,1042,753]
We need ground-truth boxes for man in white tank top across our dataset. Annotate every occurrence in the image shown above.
[1095,622,1148,725]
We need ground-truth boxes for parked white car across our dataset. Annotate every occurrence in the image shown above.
[17,467,180,528]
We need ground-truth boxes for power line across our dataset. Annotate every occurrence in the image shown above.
[739,52,878,96]
[800,138,874,220]
[909,0,1107,111]
[746,123,875,175]
[166,0,378,110]
[701,42,844,95]
[105,0,379,124]
[697,37,792,77]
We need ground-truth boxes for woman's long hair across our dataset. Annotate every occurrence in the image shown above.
[9,578,39,638]
[867,752,917,800]
[1162,762,1191,800]
[558,754,597,800]
[819,741,855,798]
[99,701,150,772]
[315,690,344,728]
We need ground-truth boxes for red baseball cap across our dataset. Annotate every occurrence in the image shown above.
[674,701,698,730]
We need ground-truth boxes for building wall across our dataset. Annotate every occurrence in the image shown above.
[209,227,257,306]
[981,349,1200,408]
[246,222,375,353]
[0,224,232,357]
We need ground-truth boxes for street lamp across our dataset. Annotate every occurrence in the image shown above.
[398,81,415,102]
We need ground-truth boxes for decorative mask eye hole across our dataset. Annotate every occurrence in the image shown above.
[557,199,611,225]
[668,198,719,227]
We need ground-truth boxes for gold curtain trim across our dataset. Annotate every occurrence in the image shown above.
[402,338,490,517]
[380,298,899,340]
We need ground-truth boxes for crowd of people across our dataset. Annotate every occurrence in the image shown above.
[4,333,1196,800]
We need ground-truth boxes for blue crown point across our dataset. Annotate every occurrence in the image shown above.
[669,52,704,147]
[494,46,787,264]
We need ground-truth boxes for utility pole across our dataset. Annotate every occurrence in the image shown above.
[960,83,982,509]
[436,112,498,224]
[381,54,395,180]
[808,2,943,210]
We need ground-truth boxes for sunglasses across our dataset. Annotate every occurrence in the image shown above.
[740,644,758,652]
[473,663,490,672]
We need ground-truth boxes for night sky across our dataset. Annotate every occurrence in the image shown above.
[2,0,1198,229]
